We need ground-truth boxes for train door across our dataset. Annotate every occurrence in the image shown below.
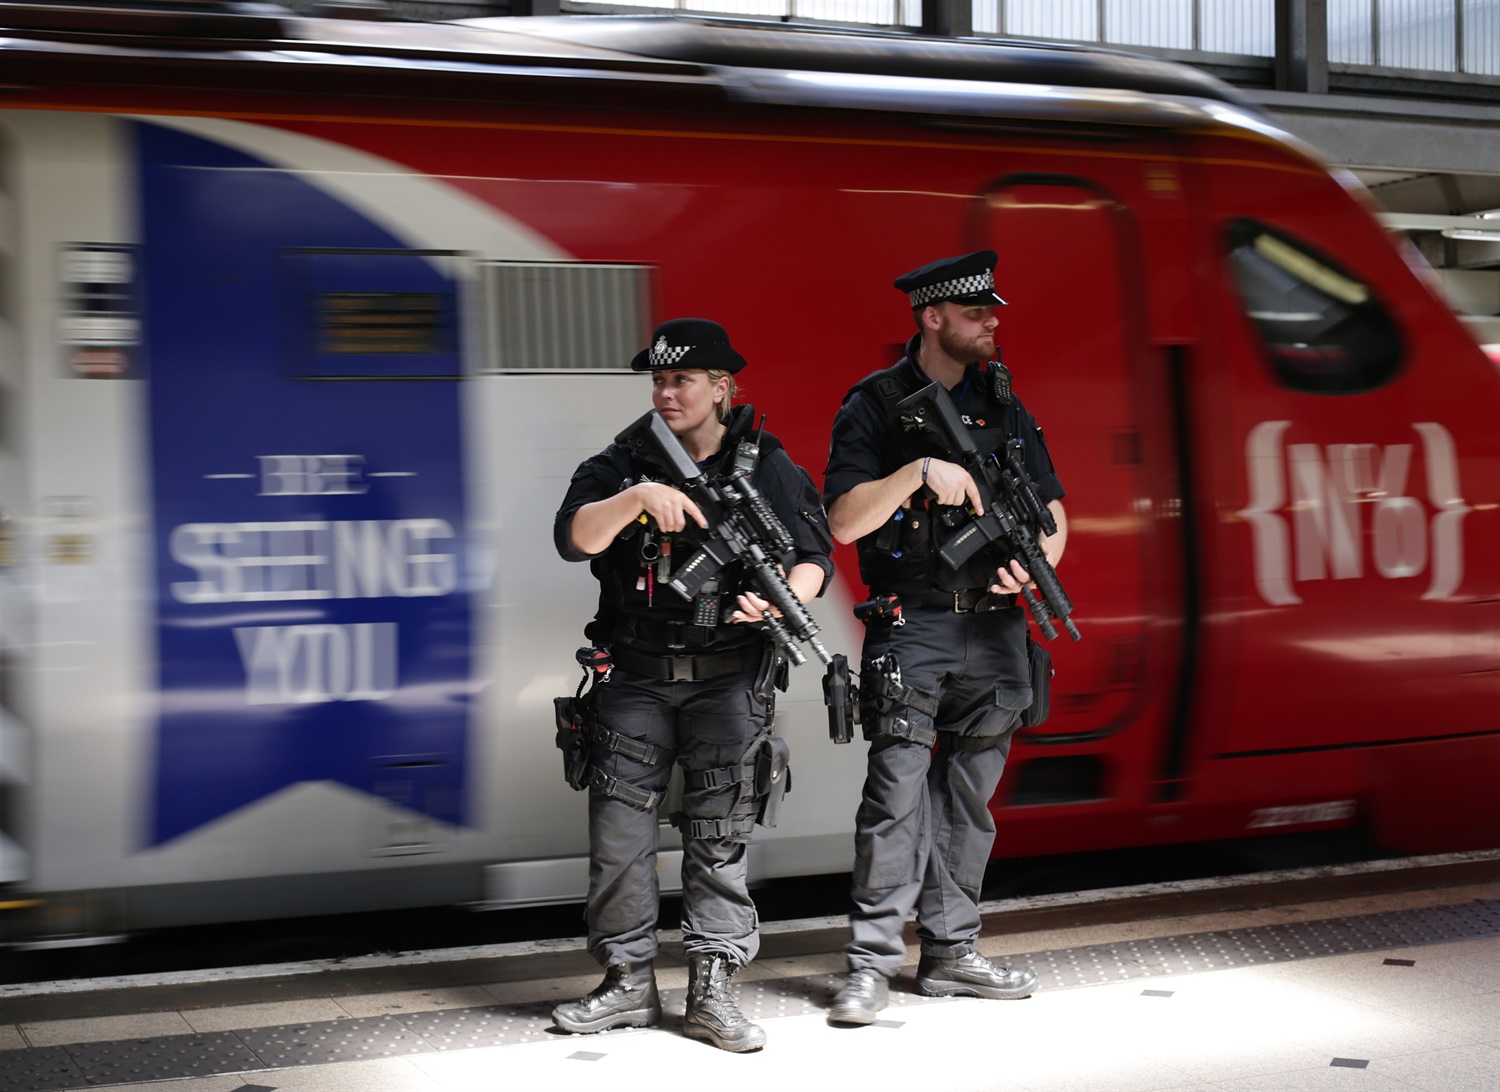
[1188,154,1497,768]
[137,120,472,870]
[975,170,1190,835]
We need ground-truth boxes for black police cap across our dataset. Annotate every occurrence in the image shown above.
[629,317,748,374]
[893,250,1007,309]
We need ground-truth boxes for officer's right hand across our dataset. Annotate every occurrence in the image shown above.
[633,482,707,533]
[990,558,1031,595]
[921,459,985,515]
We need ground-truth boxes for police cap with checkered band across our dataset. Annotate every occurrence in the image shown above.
[629,317,748,374]
[894,250,1007,309]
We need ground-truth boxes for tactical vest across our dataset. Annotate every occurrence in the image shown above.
[847,358,1021,594]
[586,410,788,644]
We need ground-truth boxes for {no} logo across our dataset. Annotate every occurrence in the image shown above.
[1239,420,1469,605]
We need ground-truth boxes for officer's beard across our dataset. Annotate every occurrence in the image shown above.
[937,324,995,366]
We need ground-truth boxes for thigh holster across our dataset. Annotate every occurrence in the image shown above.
[673,733,792,843]
[858,656,939,747]
[554,694,595,791]
[556,646,676,812]
[586,723,676,812]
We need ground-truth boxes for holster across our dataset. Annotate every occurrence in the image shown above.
[553,694,594,791]
[754,735,792,828]
[1022,636,1053,727]
[751,641,789,704]
[859,661,939,748]
[673,732,791,841]
[823,654,857,744]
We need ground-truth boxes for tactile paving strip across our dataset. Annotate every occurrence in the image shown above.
[236,1015,434,1067]
[1004,898,1500,990]
[1,897,1495,1091]
[0,1045,85,1091]
[398,1001,557,1050]
[65,1032,266,1086]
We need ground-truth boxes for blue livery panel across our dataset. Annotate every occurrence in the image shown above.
[138,122,472,846]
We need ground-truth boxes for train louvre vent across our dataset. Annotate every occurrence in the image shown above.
[479,261,652,374]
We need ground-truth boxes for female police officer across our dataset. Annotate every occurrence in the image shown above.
[551,318,832,1053]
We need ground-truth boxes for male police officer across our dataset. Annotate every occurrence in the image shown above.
[823,251,1067,1024]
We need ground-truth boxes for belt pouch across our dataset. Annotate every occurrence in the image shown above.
[1022,637,1053,727]
[754,736,792,828]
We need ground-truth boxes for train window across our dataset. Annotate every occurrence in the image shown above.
[316,292,445,356]
[480,261,652,373]
[283,250,462,379]
[1226,220,1403,394]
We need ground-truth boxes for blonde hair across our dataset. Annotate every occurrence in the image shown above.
[707,369,738,424]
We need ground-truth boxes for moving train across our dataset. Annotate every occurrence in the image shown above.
[0,3,1496,940]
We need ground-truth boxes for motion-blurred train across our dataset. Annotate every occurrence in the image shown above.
[0,3,1495,940]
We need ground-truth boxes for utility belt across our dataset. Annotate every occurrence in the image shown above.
[609,642,761,683]
[882,586,1016,614]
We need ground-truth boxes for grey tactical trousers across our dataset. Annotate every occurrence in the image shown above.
[846,602,1031,978]
[586,664,772,970]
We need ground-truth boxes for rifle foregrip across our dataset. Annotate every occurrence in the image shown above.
[1023,554,1080,642]
[1024,588,1059,641]
[745,555,833,665]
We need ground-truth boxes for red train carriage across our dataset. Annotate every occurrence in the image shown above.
[0,5,1494,933]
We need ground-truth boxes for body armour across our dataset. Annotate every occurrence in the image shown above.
[556,404,831,651]
[834,352,1055,595]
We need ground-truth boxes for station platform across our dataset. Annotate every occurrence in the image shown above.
[2,852,1499,1092]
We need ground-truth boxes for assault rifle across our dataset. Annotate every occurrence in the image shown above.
[897,380,1081,641]
[614,410,833,667]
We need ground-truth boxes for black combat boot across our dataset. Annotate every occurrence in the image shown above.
[827,968,890,1025]
[551,962,661,1033]
[916,948,1037,1000]
[682,953,766,1053]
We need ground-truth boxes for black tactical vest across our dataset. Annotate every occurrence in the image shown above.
[588,408,787,642]
[848,358,1020,594]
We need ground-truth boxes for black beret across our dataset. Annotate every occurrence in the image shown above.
[893,250,1006,309]
[629,317,748,374]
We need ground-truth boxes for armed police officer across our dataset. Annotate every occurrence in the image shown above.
[823,251,1067,1024]
[552,318,833,1052]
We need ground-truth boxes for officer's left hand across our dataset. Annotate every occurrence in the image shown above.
[730,591,779,624]
[989,558,1030,595]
